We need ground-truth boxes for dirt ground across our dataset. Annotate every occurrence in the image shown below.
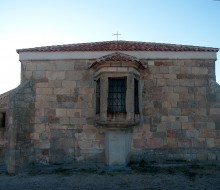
[0,163,220,190]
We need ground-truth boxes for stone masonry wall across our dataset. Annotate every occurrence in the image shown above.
[131,59,220,162]
[21,60,104,165]
[20,58,220,165]
[7,81,35,173]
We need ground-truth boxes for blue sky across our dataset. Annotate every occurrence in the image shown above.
[0,0,219,94]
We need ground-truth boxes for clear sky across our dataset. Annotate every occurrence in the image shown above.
[0,0,219,94]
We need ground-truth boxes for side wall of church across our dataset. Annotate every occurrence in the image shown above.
[19,58,220,165]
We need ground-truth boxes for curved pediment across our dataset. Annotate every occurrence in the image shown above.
[89,52,145,70]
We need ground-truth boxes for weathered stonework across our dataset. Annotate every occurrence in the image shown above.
[0,41,219,173]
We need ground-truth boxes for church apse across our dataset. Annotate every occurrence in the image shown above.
[0,40,219,173]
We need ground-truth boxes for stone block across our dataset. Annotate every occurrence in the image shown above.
[46,71,65,80]
[207,122,215,129]
[169,66,180,74]
[192,67,208,75]
[152,132,166,138]
[154,74,164,79]
[161,116,168,122]
[194,79,207,86]
[177,139,192,148]
[166,79,179,86]
[62,80,76,88]
[167,93,179,102]
[196,153,207,161]
[148,60,154,66]
[36,62,56,71]
[33,71,46,80]
[26,63,37,71]
[76,80,92,88]
[36,88,53,95]
[55,61,75,70]
[183,154,196,161]
[40,132,50,141]
[56,108,67,117]
[181,123,194,129]
[197,108,207,116]
[185,130,199,138]
[207,153,216,161]
[180,66,191,74]
[30,133,39,140]
[59,117,70,125]
[54,88,73,95]
[210,108,220,115]
[179,79,194,86]
[79,88,94,95]
[70,118,86,125]
[148,66,159,73]
[66,71,83,80]
[167,116,176,122]
[67,109,81,117]
[166,121,181,129]
[153,101,162,108]
[159,66,169,74]
[163,74,177,79]
[162,101,171,108]
[167,130,175,138]
[157,79,166,86]
[168,108,181,116]
[206,138,215,148]
[161,87,173,93]
[178,116,188,122]
[34,124,46,133]
[81,108,94,117]
[173,87,188,93]
[214,139,220,147]
[146,137,164,148]
[48,80,62,88]
[23,71,32,79]
[199,129,217,138]
[35,82,49,88]
[167,138,177,147]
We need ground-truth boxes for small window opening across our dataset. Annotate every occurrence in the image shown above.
[134,79,139,114]
[0,112,6,128]
[108,78,126,113]
[96,79,100,114]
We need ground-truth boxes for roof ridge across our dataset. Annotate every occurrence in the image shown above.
[16,41,219,53]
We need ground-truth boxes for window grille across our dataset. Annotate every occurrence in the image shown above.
[96,79,100,114]
[134,79,139,114]
[108,78,126,113]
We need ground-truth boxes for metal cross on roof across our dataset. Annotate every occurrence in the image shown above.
[114,32,121,41]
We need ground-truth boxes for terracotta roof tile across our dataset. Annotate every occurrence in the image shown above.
[16,41,219,53]
[89,52,145,69]
[97,52,139,62]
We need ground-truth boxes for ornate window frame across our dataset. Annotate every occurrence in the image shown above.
[90,52,145,128]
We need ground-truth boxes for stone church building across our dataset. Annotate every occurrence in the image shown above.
[0,40,219,173]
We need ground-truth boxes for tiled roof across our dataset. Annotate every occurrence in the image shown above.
[89,52,145,69]
[16,41,219,53]
[97,52,139,62]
